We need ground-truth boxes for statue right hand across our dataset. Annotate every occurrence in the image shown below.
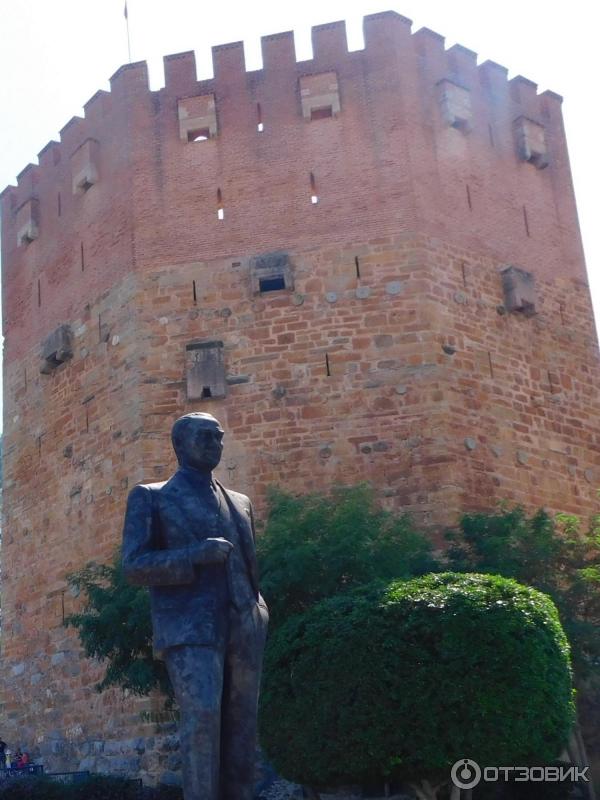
[189,538,233,565]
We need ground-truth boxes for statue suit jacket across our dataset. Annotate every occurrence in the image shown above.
[122,470,263,657]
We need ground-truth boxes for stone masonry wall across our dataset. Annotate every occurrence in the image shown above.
[1,9,599,786]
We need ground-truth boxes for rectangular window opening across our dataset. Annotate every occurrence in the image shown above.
[217,188,224,220]
[325,352,331,377]
[188,128,210,143]
[311,105,333,121]
[217,208,225,220]
[311,195,319,205]
[259,275,286,293]
[257,103,264,132]
[355,256,361,279]
[192,280,197,304]
[201,386,212,399]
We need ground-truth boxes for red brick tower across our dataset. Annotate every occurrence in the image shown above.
[1,12,598,782]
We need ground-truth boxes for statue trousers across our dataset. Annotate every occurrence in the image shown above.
[164,600,269,800]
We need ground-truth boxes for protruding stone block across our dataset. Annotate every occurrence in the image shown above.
[438,79,472,132]
[514,117,548,169]
[299,72,340,120]
[16,198,39,246]
[186,341,226,400]
[501,266,536,314]
[178,94,218,142]
[71,138,100,195]
[40,324,73,373]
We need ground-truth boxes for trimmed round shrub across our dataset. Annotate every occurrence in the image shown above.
[259,573,575,788]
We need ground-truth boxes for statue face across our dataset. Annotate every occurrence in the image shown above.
[177,419,224,472]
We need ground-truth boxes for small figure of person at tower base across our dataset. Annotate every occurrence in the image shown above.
[121,412,269,800]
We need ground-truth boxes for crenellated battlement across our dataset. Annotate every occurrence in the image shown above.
[1,11,563,205]
[0,10,581,364]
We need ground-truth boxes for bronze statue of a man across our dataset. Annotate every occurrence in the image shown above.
[122,412,268,800]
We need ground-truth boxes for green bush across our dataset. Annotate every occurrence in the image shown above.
[445,505,600,679]
[66,555,173,702]
[257,484,437,625]
[260,573,575,794]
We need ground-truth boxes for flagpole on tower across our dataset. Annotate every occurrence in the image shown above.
[124,1,132,63]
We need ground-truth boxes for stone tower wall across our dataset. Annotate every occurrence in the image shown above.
[1,11,598,783]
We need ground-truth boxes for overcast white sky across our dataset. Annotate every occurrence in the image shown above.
[0,0,598,427]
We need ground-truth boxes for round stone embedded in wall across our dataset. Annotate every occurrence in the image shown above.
[395,385,408,395]
[292,293,305,306]
[319,446,332,459]
[325,292,338,303]
[464,437,477,451]
[490,445,502,458]
[111,335,120,346]
[355,286,371,300]
[385,281,403,295]
[159,317,169,326]
[516,450,528,465]
[584,468,594,484]
[453,291,467,304]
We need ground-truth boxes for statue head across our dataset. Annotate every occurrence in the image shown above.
[171,412,225,473]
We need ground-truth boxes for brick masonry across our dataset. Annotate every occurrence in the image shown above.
[1,10,599,784]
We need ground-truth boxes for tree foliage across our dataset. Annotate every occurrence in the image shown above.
[260,573,575,795]
[445,504,600,679]
[65,553,172,701]
[257,484,437,625]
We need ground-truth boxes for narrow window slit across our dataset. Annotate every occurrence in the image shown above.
[193,280,198,304]
[523,205,530,237]
[57,193,62,217]
[257,103,264,132]
[355,256,361,279]
[325,353,331,377]
[466,184,472,211]
[488,352,494,379]
[81,242,85,271]
[217,189,224,220]
[310,172,318,204]
[559,302,566,325]
[37,279,41,307]
[461,262,468,287]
